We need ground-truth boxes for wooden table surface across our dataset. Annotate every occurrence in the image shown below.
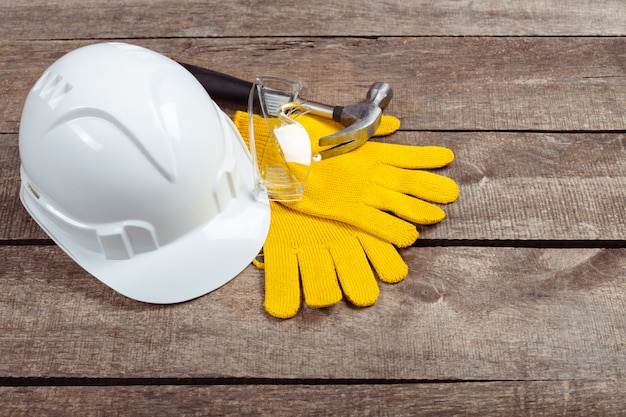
[2,1,626,415]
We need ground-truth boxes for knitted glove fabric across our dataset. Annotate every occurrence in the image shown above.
[231,112,407,318]
[262,201,408,319]
[233,111,459,247]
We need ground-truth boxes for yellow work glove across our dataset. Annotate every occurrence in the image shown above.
[233,113,408,318]
[233,112,459,248]
[262,201,408,318]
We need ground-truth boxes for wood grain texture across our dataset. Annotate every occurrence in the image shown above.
[3,0,626,413]
[1,381,625,417]
[2,0,625,39]
[2,37,625,134]
[2,245,625,380]
[5,131,626,241]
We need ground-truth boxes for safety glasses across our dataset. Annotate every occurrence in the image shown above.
[248,73,316,202]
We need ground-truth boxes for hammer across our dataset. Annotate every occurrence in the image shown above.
[180,62,393,159]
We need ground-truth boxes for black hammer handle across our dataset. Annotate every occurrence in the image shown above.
[180,62,253,103]
[180,62,338,120]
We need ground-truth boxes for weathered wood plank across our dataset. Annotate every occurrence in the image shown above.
[4,131,626,241]
[2,0,625,40]
[1,380,625,417]
[2,245,625,380]
[421,131,626,240]
[2,37,625,134]
[4,0,624,412]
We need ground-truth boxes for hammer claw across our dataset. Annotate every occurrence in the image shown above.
[317,82,392,158]
[317,110,382,159]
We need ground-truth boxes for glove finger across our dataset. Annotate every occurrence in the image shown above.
[357,233,408,284]
[364,184,447,225]
[331,203,419,248]
[329,236,379,307]
[263,244,301,319]
[373,115,401,137]
[364,141,455,169]
[298,245,343,309]
[375,164,460,204]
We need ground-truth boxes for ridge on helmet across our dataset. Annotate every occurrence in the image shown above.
[18,42,270,304]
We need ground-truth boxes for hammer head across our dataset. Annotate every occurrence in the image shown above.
[318,82,393,159]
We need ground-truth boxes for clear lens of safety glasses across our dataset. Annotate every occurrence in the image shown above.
[248,73,313,201]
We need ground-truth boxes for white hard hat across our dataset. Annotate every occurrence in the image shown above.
[18,42,270,303]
